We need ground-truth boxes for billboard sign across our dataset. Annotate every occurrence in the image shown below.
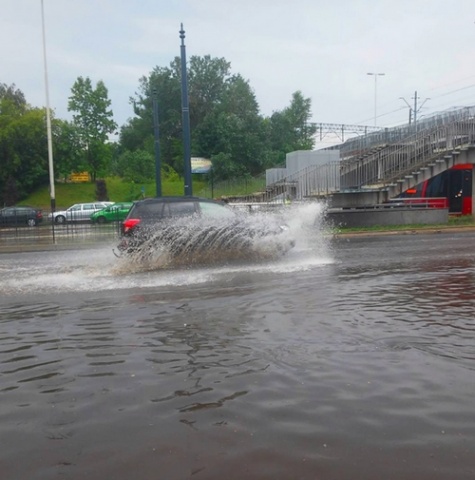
[191,157,212,174]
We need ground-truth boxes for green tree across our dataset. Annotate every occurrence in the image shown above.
[0,84,49,204]
[268,91,316,164]
[68,76,117,180]
[116,149,156,183]
[121,56,240,175]
[122,57,271,181]
[211,152,248,180]
[119,60,316,184]
[3,176,19,205]
[186,55,232,130]
[52,119,83,180]
[0,83,26,114]
[194,74,268,179]
[121,64,182,173]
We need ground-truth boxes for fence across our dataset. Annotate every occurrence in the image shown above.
[0,220,122,250]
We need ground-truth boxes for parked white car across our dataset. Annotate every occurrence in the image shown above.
[49,202,114,224]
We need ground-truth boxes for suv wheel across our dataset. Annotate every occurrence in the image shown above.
[55,215,66,224]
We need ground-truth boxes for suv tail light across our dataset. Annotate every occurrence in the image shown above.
[122,218,141,233]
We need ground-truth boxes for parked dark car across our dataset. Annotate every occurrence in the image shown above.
[0,206,43,227]
[117,196,294,262]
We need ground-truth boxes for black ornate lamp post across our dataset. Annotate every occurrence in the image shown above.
[179,24,192,196]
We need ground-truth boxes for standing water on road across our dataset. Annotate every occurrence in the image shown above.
[1,204,474,479]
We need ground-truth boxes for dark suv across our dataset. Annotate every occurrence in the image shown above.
[117,196,294,261]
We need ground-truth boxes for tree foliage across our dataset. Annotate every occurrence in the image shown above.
[0,83,49,205]
[268,91,317,164]
[115,149,156,183]
[1,56,317,203]
[52,119,83,180]
[68,76,117,180]
[121,56,315,182]
[0,83,26,114]
[121,64,183,173]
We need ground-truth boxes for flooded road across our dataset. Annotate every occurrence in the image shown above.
[1,216,475,479]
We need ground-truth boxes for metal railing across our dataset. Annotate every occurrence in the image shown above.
[259,107,475,203]
[340,118,475,190]
[0,219,123,249]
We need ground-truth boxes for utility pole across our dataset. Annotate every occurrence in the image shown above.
[399,97,413,125]
[413,91,419,132]
[412,91,430,134]
[400,91,429,133]
[367,72,385,126]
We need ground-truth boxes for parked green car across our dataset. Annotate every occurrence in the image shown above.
[90,202,133,224]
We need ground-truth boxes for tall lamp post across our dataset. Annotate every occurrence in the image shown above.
[179,24,192,197]
[40,0,55,216]
[367,72,385,126]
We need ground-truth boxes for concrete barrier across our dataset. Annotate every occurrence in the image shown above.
[326,206,449,228]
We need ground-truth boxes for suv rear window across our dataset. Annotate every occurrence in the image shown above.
[132,202,164,219]
[164,202,196,218]
[129,201,197,220]
[199,201,235,219]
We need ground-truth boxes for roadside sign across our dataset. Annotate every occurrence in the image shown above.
[191,157,212,174]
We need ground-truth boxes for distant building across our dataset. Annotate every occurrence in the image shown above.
[266,150,340,199]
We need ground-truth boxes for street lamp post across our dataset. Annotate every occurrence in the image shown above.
[179,24,192,197]
[40,0,56,241]
[367,72,385,126]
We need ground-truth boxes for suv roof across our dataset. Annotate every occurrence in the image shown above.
[122,196,234,231]
[133,196,218,204]
[127,196,227,215]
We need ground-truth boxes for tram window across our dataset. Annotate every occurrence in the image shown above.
[426,171,448,197]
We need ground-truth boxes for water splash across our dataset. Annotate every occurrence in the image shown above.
[0,202,333,295]
[115,201,328,272]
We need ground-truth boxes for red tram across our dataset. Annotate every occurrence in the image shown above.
[399,164,473,215]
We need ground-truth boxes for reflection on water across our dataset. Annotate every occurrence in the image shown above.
[1,226,475,479]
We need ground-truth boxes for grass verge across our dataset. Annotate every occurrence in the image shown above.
[19,177,208,210]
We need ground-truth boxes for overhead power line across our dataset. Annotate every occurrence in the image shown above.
[312,122,381,142]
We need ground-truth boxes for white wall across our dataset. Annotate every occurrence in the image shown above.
[285,150,340,175]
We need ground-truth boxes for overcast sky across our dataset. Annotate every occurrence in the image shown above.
[2,0,475,146]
